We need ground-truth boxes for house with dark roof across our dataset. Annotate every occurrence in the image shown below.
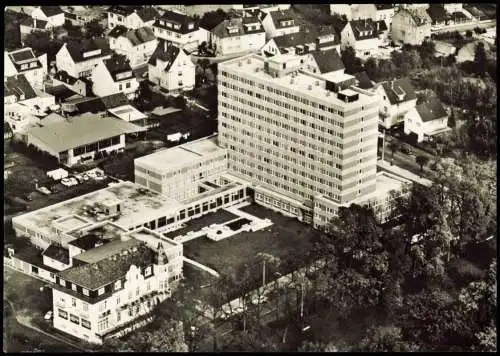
[31,6,65,27]
[5,47,48,90]
[153,10,206,52]
[51,231,183,344]
[376,77,418,129]
[392,7,432,45]
[261,25,341,57]
[92,56,140,100]
[427,4,451,26]
[25,113,144,166]
[53,71,93,97]
[404,97,450,142]
[208,17,266,56]
[107,5,159,30]
[56,38,113,78]
[109,26,158,67]
[148,40,195,92]
[340,19,384,58]
[261,8,300,39]
[302,48,345,76]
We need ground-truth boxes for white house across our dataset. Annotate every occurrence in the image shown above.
[92,57,140,100]
[5,47,47,90]
[392,7,432,46]
[148,40,195,92]
[56,39,113,79]
[153,10,206,52]
[109,26,158,68]
[4,74,55,123]
[340,19,382,58]
[31,6,65,27]
[53,71,92,97]
[302,48,345,77]
[42,244,71,271]
[261,8,300,39]
[404,97,450,142]
[107,5,159,30]
[209,17,266,56]
[52,231,183,344]
[19,17,53,42]
[375,4,395,28]
[376,78,418,129]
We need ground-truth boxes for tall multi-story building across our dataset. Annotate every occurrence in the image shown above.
[217,54,380,226]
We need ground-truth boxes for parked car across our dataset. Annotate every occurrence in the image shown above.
[61,177,73,187]
[251,295,269,305]
[401,146,413,155]
[37,186,52,195]
[44,311,53,320]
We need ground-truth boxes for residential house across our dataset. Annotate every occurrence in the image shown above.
[92,57,140,100]
[302,48,345,78]
[4,74,55,120]
[340,19,383,58]
[56,39,113,78]
[19,17,53,42]
[109,27,158,67]
[261,26,341,56]
[375,4,395,28]
[63,5,103,26]
[42,244,71,272]
[5,47,48,90]
[330,4,377,21]
[31,6,65,27]
[208,17,266,56]
[376,77,418,129]
[53,71,93,97]
[4,75,42,133]
[52,231,183,344]
[148,40,195,92]
[45,84,83,104]
[107,5,159,30]
[404,97,450,143]
[24,113,144,166]
[392,7,432,46]
[152,10,206,52]
[261,8,300,39]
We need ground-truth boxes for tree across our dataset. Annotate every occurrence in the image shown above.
[474,42,487,77]
[364,57,378,81]
[198,9,229,31]
[359,325,418,352]
[388,141,400,159]
[448,109,456,128]
[85,19,105,38]
[415,155,430,172]
[465,29,473,38]
[341,47,363,74]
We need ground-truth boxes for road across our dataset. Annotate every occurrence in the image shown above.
[432,19,496,33]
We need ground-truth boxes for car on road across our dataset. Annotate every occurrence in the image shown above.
[44,311,53,320]
[401,146,413,155]
[37,186,52,195]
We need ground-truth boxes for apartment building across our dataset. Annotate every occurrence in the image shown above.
[217,54,379,225]
[152,10,206,51]
[134,136,228,201]
[52,229,182,344]
[392,7,432,46]
[209,17,266,56]
[109,26,158,68]
[107,5,159,30]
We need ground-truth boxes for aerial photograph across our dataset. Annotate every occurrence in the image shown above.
[3,3,497,352]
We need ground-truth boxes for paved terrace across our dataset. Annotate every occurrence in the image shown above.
[13,182,181,237]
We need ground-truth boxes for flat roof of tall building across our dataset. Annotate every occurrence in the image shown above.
[13,181,182,237]
[219,54,378,108]
[135,135,225,171]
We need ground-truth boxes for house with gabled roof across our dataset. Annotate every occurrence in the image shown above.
[56,38,113,78]
[261,8,300,39]
[404,97,450,142]
[374,4,395,28]
[5,47,48,90]
[208,17,266,56]
[302,48,345,77]
[392,7,432,45]
[109,26,158,67]
[107,5,159,30]
[375,77,418,129]
[92,56,140,100]
[4,74,55,119]
[148,40,195,92]
[152,10,206,52]
[31,6,65,27]
[340,19,384,58]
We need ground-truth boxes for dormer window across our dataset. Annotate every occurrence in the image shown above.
[174,24,180,30]
[167,22,172,28]
[188,23,194,30]
[83,288,89,296]
[160,20,165,26]
[30,62,37,68]
[21,64,28,70]
[59,278,65,286]
[115,280,122,290]
[72,283,77,291]
[145,266,152,277]
[98,287,105,296]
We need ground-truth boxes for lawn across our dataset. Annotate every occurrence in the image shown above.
[3,268,78,352]
[183,204,321,277]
